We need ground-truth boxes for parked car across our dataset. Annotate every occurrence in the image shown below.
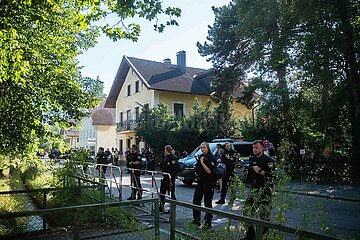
[177,141,224,185]
[235,141,277,180]
[177,139,236,185]
[177,139,277,185]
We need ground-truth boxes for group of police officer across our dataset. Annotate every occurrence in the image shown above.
[191,140,275,239]
[96,140,275,240]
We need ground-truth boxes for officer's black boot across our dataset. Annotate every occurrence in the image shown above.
[203,221,212,229]
[216,198,225,204]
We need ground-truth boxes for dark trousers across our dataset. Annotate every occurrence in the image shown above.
[130,173,142,199]
[98,166,107,183]
[220,169,234,200]
[147,160,156,171]
[192,178,215,224]
[243,188,272,239]
[160,174,176,209]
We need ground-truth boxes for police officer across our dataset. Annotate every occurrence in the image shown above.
[216,142,238,204]
[192,142,217,229]
[243,140,275,240]
[126,144,143,200]
[96,147,108,179]
[159,145,178,212]
[146,148,156,171]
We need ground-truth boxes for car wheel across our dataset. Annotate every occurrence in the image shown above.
[183,180,193,186]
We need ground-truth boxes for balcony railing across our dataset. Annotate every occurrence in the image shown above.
[116,120,138,132]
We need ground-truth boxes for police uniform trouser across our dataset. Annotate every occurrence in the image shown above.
[160,174,176,209]
[131,172,142,199]
[220,168,234,200]
[192,178,215,224]
[98,166,107,183]
[243,188,271,238]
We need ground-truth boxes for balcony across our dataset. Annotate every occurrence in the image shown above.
[116,120,138,132]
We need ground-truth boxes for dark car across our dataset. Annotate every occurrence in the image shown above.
[177,140,277,185]
[234,141,277,180]
[177,141,229,185]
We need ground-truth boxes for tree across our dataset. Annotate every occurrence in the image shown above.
[197,2,244,138]
[199,0,360,181]
[169,98,218,152]
[293,0,360,181]
[135,104,175,154]
[0,0,181,160]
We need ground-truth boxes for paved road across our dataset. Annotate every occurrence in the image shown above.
[107,171,360,239]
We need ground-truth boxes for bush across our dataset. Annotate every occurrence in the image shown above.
[0,173,30,235]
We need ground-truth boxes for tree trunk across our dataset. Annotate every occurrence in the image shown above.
[335,0,360,183]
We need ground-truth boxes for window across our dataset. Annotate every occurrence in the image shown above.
[127,84,131,96]
[126,109,131,121]
[174,103,184,120]
[135,107,140,122]
[120,112,123,124]
[135,81,139,93]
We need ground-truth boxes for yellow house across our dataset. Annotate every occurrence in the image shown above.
[104,51,252,152]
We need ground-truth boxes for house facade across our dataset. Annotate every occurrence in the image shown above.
[79,100,117,154]
[105,51,252,152]
[64,129,79,148]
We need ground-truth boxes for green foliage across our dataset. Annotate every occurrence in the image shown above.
[169,99,219,152]
[197,3,244,137]
[0,172,33,235]
[199,0,360,182]
[105,207,144,231]
[135,103,175,154]
[136,98,235,154]
[0,0,181,162]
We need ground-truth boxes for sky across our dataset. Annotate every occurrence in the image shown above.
[77,0,231,95]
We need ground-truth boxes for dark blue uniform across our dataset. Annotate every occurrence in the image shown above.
[159,153,178,211]
[192,152,217,227]
[96,152,108,178]
[244,153,275,239]
[219,148,238,201]
[126,151,143,200]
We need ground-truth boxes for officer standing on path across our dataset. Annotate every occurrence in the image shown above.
[96,147,108,180]
[159,145,178,212]
[126,144,143,200]
[192,142,217,229]
[216,142,238,204]
[243,140,275,240]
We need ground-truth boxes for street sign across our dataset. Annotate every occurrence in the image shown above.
[300,149,305,155]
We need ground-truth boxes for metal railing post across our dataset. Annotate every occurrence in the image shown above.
[42,190,47,230]
[109,168,113,197]
[255,224,263,240]
[154,199,160,237]
[100,183,105,221]
[73,208,79,240]
[169,201,176,240]
[119,167,122,201]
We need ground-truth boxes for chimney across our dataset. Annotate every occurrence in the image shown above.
[176,50,186,73]
[163,58,171,64]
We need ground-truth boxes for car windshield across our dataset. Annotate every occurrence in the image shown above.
[236,144,253,158]
[188,143,218,157]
